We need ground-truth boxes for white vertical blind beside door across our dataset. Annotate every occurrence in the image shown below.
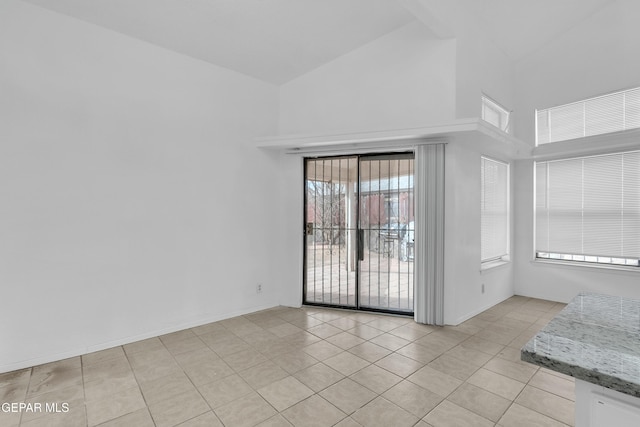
[414,144,445,325]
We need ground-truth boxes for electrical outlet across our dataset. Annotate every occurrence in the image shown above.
[256,283,262,293]
[481,283,485,294]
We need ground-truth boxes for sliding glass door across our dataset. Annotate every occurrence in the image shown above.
[304,153,414,314]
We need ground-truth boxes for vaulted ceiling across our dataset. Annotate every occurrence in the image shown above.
[22,0,618,85]
[458,0,615,61]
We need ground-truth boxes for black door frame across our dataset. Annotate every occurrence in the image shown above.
[302,152,415,316]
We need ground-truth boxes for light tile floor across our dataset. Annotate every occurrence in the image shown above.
[0,296,575,427]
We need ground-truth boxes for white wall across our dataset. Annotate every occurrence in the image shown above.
[278,22,457,136]
[276,20,456,310]
[12,0,631,374]
[0,0,280,373]
[276,18,519,324]
[514,0,640,145]
[512,0,640,302]
[416,3,517,323]
[443,135,515,324]
[273,130,518,325]
[403,0,515,124]
[269,153,305,309]
[513,157,640,303]
[450,9,515,122]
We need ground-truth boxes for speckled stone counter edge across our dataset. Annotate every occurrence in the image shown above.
[521,292,640,398]
[521,347,640,398]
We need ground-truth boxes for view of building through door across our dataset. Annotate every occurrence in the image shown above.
[304,154,414,314]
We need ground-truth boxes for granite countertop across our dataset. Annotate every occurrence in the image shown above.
[521,292,640,398]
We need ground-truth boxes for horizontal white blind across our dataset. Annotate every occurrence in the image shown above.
[537,87,640,145]
[535,151,640,261]
[482,95,510,132]
[481,157,509,261]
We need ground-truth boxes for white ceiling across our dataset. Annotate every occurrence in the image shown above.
[22,0,618,84]
[459,0,615,61]
[21,0,417,85]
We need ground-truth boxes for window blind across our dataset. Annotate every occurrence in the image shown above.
[535,151,640,266]
[481,157,509,262]
[482,95,510,132]
[536,87,640,145]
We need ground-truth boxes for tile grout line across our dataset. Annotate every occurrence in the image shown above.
[121,345,156,427]
[9,297,573,427]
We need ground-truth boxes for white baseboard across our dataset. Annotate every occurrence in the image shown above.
[446,293,514,325]
[0,302,279,374]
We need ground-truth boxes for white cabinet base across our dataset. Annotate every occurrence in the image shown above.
[576,379,640,427]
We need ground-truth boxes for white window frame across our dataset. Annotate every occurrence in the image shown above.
[481,156,510,267]
[534,150,640,270]
[482,94,511,133]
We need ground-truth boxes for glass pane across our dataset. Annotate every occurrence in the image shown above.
[359,155,414,313]
[304,158,357,307]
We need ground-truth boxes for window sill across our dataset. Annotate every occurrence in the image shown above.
[532,258,640,273]
[532,127,640,160]
[481,259,510,272]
